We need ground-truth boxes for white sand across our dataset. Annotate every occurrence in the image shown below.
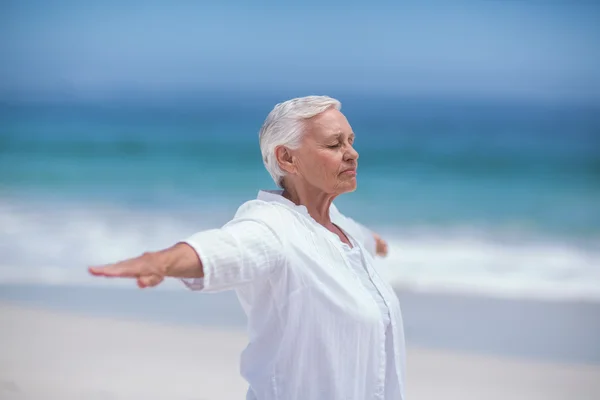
[1,303,599,400]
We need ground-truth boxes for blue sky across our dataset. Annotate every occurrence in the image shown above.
[1,1,599,103]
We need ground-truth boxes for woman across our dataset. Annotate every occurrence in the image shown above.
[89,95,405,400]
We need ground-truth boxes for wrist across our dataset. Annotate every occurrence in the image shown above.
[157,242,204,279]
[150,248,171,277]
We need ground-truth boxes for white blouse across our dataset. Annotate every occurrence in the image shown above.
[342,236,401,398]
[181,190,405,400]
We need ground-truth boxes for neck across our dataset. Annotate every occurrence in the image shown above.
[282,183,336,226]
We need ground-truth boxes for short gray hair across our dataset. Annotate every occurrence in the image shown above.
[259,95,342,187]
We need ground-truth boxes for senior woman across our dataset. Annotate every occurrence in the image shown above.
[88,95,405,400]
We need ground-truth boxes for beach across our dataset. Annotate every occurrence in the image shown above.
[0,303,249,400]
[1,286,599,400]
[3,2,600,399]
[2,57,599,400]
[2,302,599,400]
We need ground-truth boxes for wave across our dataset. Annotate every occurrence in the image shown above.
[378,229,600,301]
[1,198,599,301]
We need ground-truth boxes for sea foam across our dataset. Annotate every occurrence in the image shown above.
[2,198,599,301]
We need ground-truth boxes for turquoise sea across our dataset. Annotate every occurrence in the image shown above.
[1,94,599,300]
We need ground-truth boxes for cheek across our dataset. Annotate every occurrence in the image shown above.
[314,153,342,180]
[297,150,342,184]
[298,153,338,180]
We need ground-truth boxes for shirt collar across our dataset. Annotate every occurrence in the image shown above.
[257,190,353,248]
[257,189,341,223]
[257,190,307,213]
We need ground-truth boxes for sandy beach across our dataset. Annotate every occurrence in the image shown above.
[1,303,599,400]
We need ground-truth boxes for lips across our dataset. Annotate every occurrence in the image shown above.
[340,168,357,175]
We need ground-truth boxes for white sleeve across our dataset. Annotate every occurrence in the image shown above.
[352,219,377,257]
[330,203,377,257]
[179,218,285,292]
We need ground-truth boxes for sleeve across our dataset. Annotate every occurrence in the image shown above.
[179,218,285,292]
[330,203,377,257]
[352,219,377,257]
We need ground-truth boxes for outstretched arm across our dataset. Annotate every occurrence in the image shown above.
[355,221,388,257]
[88,219,284,291]
[88,242,203,289]
[330,203,389,257]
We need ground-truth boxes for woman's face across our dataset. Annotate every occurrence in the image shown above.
[289,108,359,195]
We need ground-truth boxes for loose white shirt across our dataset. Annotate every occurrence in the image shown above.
[181,190,405,400]
[342,236,401,398]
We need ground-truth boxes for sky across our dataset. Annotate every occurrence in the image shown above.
[1,1,599,103]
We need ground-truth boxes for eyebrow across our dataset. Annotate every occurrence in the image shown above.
[329,132,355,140]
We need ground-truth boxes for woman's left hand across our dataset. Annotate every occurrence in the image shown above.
[373,233,388,257]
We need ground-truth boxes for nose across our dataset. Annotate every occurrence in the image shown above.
[344,144,359,161]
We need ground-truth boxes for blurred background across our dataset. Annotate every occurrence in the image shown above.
[1,0,599,398]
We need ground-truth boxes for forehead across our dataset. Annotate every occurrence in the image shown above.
[305,108,353,138]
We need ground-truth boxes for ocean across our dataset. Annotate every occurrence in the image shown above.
[1,94,599,300]
[1,93,600,364]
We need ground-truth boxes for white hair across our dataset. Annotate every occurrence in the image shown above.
[259,95,342,187]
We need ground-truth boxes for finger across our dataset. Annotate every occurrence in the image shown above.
[377,241,389,257]
[88,261,138,278]
[138,274,163,287]
[137,275,163,289]
[88,265,127,277]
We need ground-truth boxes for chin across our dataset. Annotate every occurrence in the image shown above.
[335,180,357,194]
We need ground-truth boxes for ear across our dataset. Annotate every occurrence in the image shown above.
[275,145,296,175]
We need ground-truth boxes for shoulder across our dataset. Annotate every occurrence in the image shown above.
[229,199,306,248]
[329,202,342,218]
[233,199,296,226]
[331,202,370,240]
[330,202,352,227]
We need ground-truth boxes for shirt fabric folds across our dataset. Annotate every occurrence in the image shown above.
[181,190,405,400]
